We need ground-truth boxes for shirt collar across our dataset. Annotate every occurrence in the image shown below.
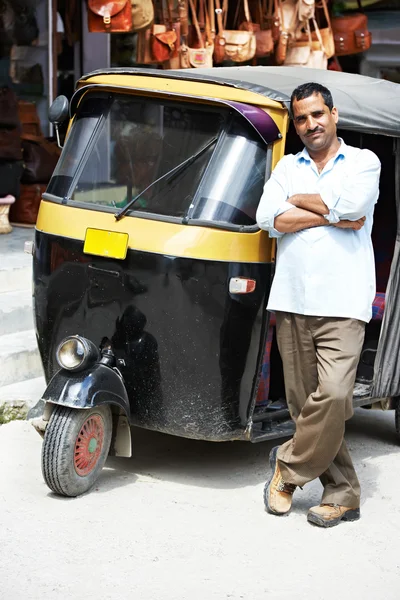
[296,138,347,164]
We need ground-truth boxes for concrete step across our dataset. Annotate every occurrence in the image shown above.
[0,289,34,335]
[0,377,46,422]
[0,226,34,293]
[0,259,32,293]
[0,330,43,387]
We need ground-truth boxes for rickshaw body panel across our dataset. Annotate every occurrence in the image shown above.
[34,202,274,441]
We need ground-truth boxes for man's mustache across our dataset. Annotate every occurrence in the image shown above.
[306,127,324,136]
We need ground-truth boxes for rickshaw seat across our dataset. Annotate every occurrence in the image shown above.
[256,293,386,404]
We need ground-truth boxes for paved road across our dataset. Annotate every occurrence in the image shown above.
[1,409,399,600]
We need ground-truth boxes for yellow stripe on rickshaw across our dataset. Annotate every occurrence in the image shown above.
[36,201,273,263]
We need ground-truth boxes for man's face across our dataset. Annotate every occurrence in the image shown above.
[292,92,338,153]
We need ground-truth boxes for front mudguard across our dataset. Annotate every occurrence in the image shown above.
[28,363,132,457]
[42,362,130,418]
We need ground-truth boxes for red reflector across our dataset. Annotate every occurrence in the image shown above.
[229,277,257,294]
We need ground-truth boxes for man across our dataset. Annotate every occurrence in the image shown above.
[256,82,381,528]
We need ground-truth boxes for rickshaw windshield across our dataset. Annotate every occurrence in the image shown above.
[47,91,267,227]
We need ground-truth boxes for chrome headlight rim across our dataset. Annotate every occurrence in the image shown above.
[56,335,99,372]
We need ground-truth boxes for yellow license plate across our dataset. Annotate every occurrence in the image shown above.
[84,228,129,260]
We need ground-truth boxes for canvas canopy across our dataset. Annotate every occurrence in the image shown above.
[81,66,400,138]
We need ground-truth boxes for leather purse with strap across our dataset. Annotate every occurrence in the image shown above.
[332,0,371,56]
[150,0,178,63]
[214,0,256,64]
[239,0,273,58]
[87,0,133,32]
[296,0,334,59]
[284,15,327,68]
[180,0,213,68]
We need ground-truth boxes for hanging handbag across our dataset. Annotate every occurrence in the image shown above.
[150,0,178,63]
[0,128,23,161]
[296,0,334,59]
[179,0,213,68]
[331,0,371,56]
[131,0,154,31]
[21,134,61,184]
[284,19,327,68]
[87,0,133,33]
[240,0,273,58]
[9,182,47,226]
[263,0,281,42]
[214,0,256,64]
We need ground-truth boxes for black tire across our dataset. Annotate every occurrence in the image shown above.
[42,405,112,497]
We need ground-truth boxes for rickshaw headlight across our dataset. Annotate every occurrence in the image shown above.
[56,336,99,372]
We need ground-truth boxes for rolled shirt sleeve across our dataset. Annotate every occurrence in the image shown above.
[256,156,295,238]
[320,149,381,223]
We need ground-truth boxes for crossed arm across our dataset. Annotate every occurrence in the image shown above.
[274,194,366,233]
[256,151,381,236]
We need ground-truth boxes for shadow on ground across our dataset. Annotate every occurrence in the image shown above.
[100,407,399,502]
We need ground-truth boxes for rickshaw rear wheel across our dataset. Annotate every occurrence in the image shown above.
[41,405,112,497]
[395,399,400,441]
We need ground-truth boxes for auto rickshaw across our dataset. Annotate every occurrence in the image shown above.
[28,66,400,497]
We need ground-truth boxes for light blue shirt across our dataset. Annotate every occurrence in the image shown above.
[256,139,381,322]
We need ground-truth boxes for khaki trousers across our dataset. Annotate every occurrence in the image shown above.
[275,312,365,508]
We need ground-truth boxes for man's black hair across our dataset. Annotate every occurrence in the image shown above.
[290,82,334,115]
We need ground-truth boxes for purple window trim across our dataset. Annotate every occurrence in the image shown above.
[221,100,281,145]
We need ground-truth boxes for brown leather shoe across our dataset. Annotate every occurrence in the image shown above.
[307,504,360,528]
[263,446,296,516]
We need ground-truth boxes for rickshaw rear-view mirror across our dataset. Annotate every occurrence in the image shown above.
[49,95,69,124]
[49,95,69,149]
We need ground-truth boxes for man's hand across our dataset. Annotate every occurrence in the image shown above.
[333,217,366,231]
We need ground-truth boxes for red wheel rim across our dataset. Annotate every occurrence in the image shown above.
[74,414,105,476]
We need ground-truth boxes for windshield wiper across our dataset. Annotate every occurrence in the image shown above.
[114,136,218,221]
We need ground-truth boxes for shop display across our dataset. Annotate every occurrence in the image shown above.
[102,0,375,70]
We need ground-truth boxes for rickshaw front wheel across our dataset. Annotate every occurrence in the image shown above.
[42,405,112,497]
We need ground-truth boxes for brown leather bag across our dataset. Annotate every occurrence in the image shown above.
[9,183,47,226]
[239,0,273,57]
[21,135,61,184]
[150,0,178,62]
[87,0,133,33]
[0,128,23,161]
[332,0,371,56]
[179,0,213,68]
[275,30,289,64]
[131,0,154,31]
[264,0,281,43]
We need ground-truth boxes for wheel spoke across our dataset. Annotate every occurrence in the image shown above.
[73,414,105,476]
